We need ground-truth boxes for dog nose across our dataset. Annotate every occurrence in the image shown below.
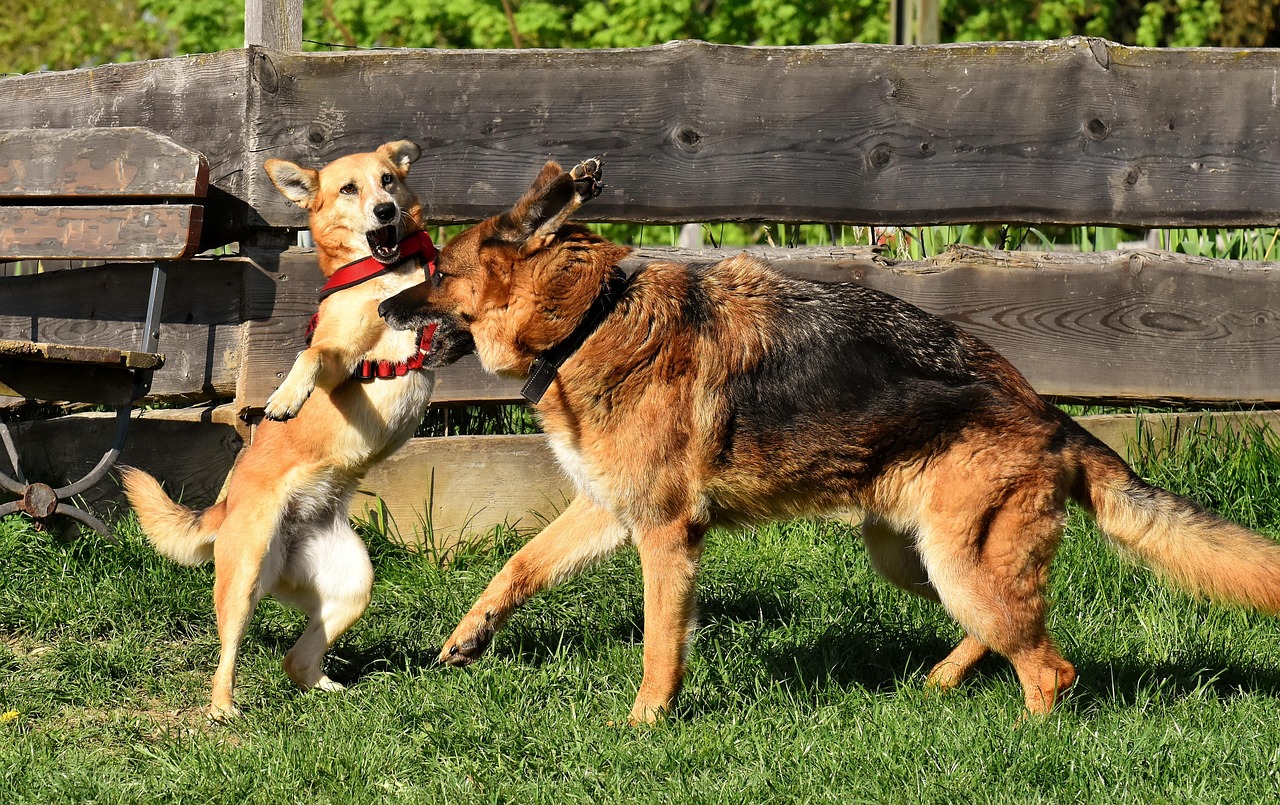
[373,202,397,224]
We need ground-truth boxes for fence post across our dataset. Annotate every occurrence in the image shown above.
[889,0,940,45]
[245,0,303,50]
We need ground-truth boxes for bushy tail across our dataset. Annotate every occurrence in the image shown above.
[1072,433,1280,614]
[120,466,221,567]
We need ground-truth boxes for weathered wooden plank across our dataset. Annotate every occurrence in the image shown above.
[874,246,1280,406]
[232,245,1280,410]
[0,358,141,405]
[0,258,247,400]
[0,51,252,249]
[627,245,1280,406]
[1079,410,1280,459]
[0,128,209,199]
[0,339,161,369]
[5,41,1280,239]
[0,205,204,260]
[247,39,1280,228]
[3,406,243,512]
[355,434,572,545]
[12,408,1277,548]
[244,0,303,51]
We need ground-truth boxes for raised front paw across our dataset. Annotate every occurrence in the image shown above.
[438,609,497,667]
[569,157,604,203]
[263,379,313,421]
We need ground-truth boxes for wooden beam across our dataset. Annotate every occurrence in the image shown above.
[6,41,1280,240]
[232,245,1280,412]
[355,434,572,545]
[0,128,208,199]
[245,0,303,51]
[10,409,1280,549]
[0,205,204,261]
[245,40,1280,229]
[2,406,243,512]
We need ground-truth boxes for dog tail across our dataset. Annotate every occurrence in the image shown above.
[1070,429,1280,614]
[120,466,222,567]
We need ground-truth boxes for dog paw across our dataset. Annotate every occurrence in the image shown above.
[263,382,312,421]
[627,701,669,726]
[313,676,346,694]
[569,157,604,202]
[206,701,242,723]
[438,611,497,666]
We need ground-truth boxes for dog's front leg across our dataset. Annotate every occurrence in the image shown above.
[263,344,361,421]
[629,520,705,724]
[440,495,629,665]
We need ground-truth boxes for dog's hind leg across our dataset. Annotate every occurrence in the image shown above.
[913,491,1076,715]
[209,505,287,721]
[273,514,374,693]
[862,515,991,690]
[440,494,630,666]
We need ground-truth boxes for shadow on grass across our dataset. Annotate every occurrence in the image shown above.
[1067,651,1280,710]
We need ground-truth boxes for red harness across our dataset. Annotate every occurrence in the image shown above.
[306,230,439,381]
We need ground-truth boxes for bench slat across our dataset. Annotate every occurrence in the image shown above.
[0,204,204,260]
[0,127,208,199]
[0,339,163,405]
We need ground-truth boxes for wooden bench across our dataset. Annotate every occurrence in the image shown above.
[0,127,208,535]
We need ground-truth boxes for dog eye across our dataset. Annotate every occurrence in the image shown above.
[340,183,357,195]
[381,173,394,187]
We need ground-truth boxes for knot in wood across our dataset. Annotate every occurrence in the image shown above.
[867,144,893,171]
[674,127,704,152]
[1084,118,1109,141]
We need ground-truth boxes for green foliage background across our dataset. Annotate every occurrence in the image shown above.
[4,0,1279,76]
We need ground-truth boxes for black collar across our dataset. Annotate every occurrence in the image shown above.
[521,267,631,404]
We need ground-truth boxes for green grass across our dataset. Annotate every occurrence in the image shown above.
[5,422,1280,802]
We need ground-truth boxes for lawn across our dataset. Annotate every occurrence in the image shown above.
[3,420,1280,803]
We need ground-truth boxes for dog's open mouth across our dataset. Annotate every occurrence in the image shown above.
[367,225,401,264]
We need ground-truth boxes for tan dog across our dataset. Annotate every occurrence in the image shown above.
[379,158,1280,723]
[123,140,456,720]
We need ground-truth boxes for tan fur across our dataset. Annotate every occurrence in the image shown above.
[123,141,437,720]
[380,159,1280,721]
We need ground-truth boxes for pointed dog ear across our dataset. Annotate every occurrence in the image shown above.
[264,158,321,209]
[377,140,422,173]
[493,158,604,255]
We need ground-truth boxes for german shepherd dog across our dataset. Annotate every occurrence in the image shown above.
[380,159,1280,722]
[123,141,459,720]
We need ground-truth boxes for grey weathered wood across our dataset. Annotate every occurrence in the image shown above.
[11,408,1279,545]
[0,205,204,260]
[244,0,302,51]
[3,406,243,511]
[0,50,252,249]
[0,356,145,405]
[0,340,160,407]
[245,39,1280,229]
[0,259,248,400]
[231,245,1280,411]
[356,434,572,544]
[0,128,209,198]
[6,40,1280,239]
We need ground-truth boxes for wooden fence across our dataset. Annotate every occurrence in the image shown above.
[3,37,1280,541]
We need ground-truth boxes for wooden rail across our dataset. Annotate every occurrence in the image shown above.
[3,39,1280,539]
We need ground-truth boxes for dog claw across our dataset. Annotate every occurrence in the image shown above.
[439,624,494,667]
